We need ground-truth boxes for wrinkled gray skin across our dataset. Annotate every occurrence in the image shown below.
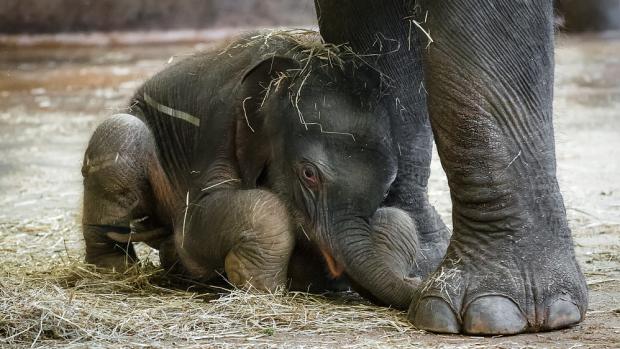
[315,0,587,336]
[82,32,423,303]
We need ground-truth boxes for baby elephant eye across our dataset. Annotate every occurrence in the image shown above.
[300,164,319,186]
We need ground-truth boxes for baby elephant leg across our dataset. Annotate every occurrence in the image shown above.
[349,207,421,308]
[370,207,420,284]
[81,114,160,270]
[175,189,294,291]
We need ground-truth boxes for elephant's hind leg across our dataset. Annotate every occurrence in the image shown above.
[81,114,160,270]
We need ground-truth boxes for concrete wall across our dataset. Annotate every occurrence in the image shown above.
[0,0,317,34]
[2,0,617,35]
[557,0,620,32]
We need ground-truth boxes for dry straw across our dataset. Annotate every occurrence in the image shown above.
[0,215,422,348]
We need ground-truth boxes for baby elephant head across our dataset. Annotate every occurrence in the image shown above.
[235,53,408,296]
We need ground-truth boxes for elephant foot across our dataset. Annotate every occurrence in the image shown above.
[224,249,283,292]
[83,225,138,271]
[407,232,587,335]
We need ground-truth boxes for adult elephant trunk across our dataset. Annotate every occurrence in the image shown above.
[329,211,419,309]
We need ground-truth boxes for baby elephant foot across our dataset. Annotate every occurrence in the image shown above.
[345,207,421,309]
[224,247,284,292]
[408,237,587,335]
[83,224,138,271]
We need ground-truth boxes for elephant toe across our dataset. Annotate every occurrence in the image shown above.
[409,297,459,334]
[463,296,527,335]
[545,298,582,330]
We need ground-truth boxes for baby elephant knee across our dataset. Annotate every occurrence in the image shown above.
[175,189,294,291]
[240,190,294,247]
[231,190,294,289]
[81,114,154,226]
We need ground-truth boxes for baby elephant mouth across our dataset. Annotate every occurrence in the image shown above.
[319,246,345,278]
[297,221,345,278]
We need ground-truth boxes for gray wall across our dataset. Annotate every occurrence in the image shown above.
[0,0,317,34]
[2,0,617,34]
[557,0,620,32]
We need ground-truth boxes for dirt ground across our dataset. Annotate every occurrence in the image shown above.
[0,31,618,348]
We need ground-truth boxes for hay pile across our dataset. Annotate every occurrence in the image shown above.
[0,214,423,348]
[225,29,387,144]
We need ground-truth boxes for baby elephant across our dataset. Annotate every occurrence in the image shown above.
[81,31,422,308]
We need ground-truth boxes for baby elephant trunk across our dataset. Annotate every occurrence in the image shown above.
[329,208,421,309]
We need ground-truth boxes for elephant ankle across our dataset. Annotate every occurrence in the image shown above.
[449,170,573,244]
[83,224,138,270]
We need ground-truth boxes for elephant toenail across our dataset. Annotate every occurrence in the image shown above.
[463,296,527,335]
[546,299,582,330]
[408,297,460,334]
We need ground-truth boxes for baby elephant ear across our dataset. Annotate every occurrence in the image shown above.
[235,56,299,188]
[239,55,300,104]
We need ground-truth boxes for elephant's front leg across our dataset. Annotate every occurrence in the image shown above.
[174,189,294,291]
[409,0,587,334]
[314,0,451,281]
[346,207,421,309]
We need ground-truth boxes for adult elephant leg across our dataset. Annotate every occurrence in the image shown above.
[314,0,450,279]
[408,0,587,334]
